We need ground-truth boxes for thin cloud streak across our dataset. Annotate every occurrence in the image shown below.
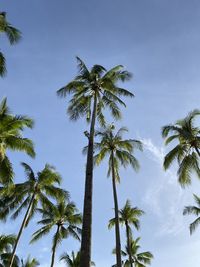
[141,138,188,236]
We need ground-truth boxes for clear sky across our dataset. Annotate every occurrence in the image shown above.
[1,0,200,266]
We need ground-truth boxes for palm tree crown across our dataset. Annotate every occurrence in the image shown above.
[60,251,95,267]
[109,200,144,231]
[0,163,67,221]
[0,98,35,184]
[0,12,21,76]
[0,234,15,253]
[21,257,39,267]
[183,194,200,234]
[162,109,200,186]
[113,237,153,267]
[0,234,19,267]
[31,200,82,267]
[57,57,133,125]
[93,125,142,180]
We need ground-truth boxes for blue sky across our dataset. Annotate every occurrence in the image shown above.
[1,0,200,266]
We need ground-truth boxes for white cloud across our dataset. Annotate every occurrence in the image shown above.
[141,138,189,236]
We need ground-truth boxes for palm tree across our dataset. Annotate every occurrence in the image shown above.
[93,125,142,267]
[0,12,21,76]
[0,163,67,267]
[109,200,144,267]
[0,234,19,267]
[60,251,95,267]
[183,194,200,234]
[162,109,200,186]
[21,256,39,267]
[113,238,153,267]
[31,200,82,267]
[0,98,35,184]
[122,238,153,267]
[57,57,134,267]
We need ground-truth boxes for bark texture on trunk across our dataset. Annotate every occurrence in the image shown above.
[125,221,133,267]
[9,193,35,267]
[111,151,122,267]
[50,225,60,267]
[80,92,97,267]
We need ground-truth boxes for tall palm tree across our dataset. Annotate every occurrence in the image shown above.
[57,57,134,267]
[0,98,35,184]
[21,256,39,267]
[0,12,21,76]
[109,200,144,267]
[93,125,142,267]
[0,163,67,267]
[183,194,200,234]
[120,237,153,267]
[0,234,19,267]
[31,200,82,267]
[162,109,200,186]
[60,251,95,267]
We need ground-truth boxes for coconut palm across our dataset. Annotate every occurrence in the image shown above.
[0,12,21,76]
[92,125,142,267]
[0,234,19,267]
[109,200,144,267]
[183,194,200,234]
[0,98,35,184]
[57,57,133,267]
[20,256,39,267]
[113,238,153,267]
[60,251,95,267]
[162,109,200,186]
[0,163,67,267]
[31,200,82,267]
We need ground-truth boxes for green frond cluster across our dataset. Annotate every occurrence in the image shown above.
[60,250,95,267]
[31,198,82,266]
[21,256,40,267]
[94,125,142,182]
[112,237,153,267]
[162,109,200,186]
[183,194,200,235]
[57,57,133,125]
[0,98,35,184]
[0,12,21,77]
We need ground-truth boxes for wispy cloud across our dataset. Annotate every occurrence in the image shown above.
[141,138,189,236]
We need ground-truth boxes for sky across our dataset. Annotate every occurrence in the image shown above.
[0,0,200,266]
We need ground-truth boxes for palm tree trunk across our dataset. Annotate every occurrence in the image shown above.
[80,92,97,267]
[9,193,35,267]
[111,151,122,267]
[50,225,60,267]
[125,221,133,267]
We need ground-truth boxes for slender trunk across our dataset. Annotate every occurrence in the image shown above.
[9,193,35,267]
[50,225,60,267]
[111,151,122,267]
[125,221,133,267]
[80,92,97,267]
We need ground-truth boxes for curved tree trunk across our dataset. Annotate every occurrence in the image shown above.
[80,92,97,267]
[111,151,122,267]
[125,221,133,267]
[50,225,60,267]
[9,193,35,267]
